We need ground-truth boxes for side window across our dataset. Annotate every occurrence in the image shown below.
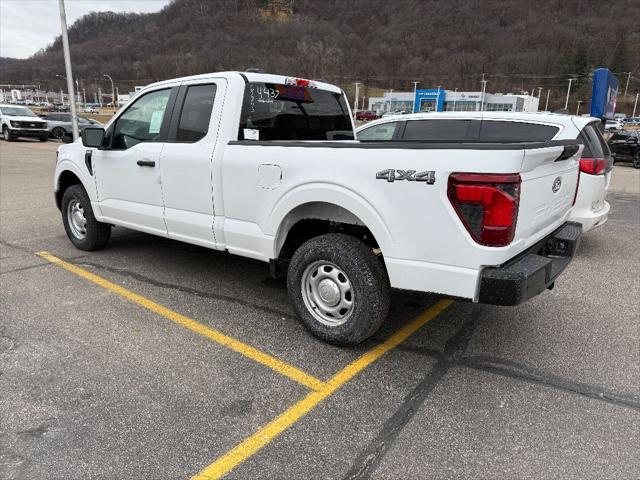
[357,122,399,140]
[577,123,606,158]
[176,84,217,142]
[112,89,171,149]
[402,120,472,141]
[479,121,559,142]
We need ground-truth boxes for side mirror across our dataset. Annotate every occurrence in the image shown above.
[81,127,105,148]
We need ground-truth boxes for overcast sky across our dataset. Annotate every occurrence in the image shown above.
[0,0,171,59]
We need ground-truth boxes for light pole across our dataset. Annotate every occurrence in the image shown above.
[353,82,360,114]
[55,74,66,105]
[480,74,488,111]
[623,72,632,98]
[576,100,582,115]
[633,93,639,118]
[545,89,551,111]
[103,74,115,108]
[537,86,543,98]
[57,0,78,140]
[412,81,419,112]
[452,87,458,111]
[564,78,574,110]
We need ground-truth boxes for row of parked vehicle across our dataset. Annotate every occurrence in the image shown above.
[0,104,103,142]
[604,115,640,132]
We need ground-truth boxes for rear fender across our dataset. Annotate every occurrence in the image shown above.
[267,183,395,259]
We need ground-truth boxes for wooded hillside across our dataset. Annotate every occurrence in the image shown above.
[2,0,639,109]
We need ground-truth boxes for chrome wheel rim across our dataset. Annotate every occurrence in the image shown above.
[3,129,8,140]
[301,261,354,326]
[67,199,87,240]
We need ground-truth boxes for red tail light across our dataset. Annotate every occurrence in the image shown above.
[448,173,521,247]
[579,157,606,175]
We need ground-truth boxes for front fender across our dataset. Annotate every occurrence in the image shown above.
[266,182,396,258]
[54,146,97,203]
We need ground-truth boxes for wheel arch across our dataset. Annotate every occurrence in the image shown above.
[54,162,92,210]
[270,186,395,267]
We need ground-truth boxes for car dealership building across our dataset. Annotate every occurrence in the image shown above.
[369,89,539,114]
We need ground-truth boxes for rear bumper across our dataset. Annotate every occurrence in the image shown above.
[478,222,582,306]
[570,199,610,232]
[569,171,610,233]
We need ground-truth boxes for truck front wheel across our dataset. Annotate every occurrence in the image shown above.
[61,184,111,251]
[3,127,13,141]
[287,233,390,345]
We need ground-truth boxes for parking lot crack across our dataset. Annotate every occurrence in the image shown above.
[77,261,297,321]
[343,309,481,480]
[459,355,640,411]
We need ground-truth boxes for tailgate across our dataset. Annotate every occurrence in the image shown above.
[515,143,581,244]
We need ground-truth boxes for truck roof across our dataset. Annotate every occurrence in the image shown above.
[145,71,343,94]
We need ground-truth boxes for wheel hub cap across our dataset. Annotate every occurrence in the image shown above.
[67,200,87,240]
[318,279,340,306]
[301,261,354,327]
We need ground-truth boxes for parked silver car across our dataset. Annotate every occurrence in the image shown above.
[44,113,103,139]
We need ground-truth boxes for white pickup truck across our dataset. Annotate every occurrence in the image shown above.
[54,71,582,345]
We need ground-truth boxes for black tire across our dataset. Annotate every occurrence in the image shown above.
[51,127,66,139]
[61,184,111,251]
[2,126,13,141]
[633,149,640,169]
[287,233,390,345]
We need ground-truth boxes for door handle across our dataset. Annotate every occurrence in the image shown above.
[137,159,156,167]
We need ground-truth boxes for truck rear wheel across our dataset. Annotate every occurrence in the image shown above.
[287,233,390,345]
[61,184,111,251]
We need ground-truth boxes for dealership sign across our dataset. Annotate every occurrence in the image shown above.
[590,68,619,119]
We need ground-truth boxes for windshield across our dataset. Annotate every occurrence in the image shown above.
[238,82,354,141]
[0,106,37,117]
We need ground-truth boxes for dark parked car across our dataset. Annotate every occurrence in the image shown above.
[44,113,103,139]
[608,131,640,168]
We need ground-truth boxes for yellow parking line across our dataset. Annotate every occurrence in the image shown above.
[36,251,326,392]
[192,299,453,480]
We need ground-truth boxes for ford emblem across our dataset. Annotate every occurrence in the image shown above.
[552,177,562,194]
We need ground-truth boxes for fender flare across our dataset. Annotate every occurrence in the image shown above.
[266,182,396,258]
[54,159,98,209]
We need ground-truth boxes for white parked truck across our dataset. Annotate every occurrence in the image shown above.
[54,71,583,344]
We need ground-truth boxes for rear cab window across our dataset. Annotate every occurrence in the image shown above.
[238,82,354,141]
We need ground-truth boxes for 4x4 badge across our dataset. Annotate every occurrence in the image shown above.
[376,169,436,184]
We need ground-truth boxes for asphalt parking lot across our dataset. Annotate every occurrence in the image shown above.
[1,139,639,480]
